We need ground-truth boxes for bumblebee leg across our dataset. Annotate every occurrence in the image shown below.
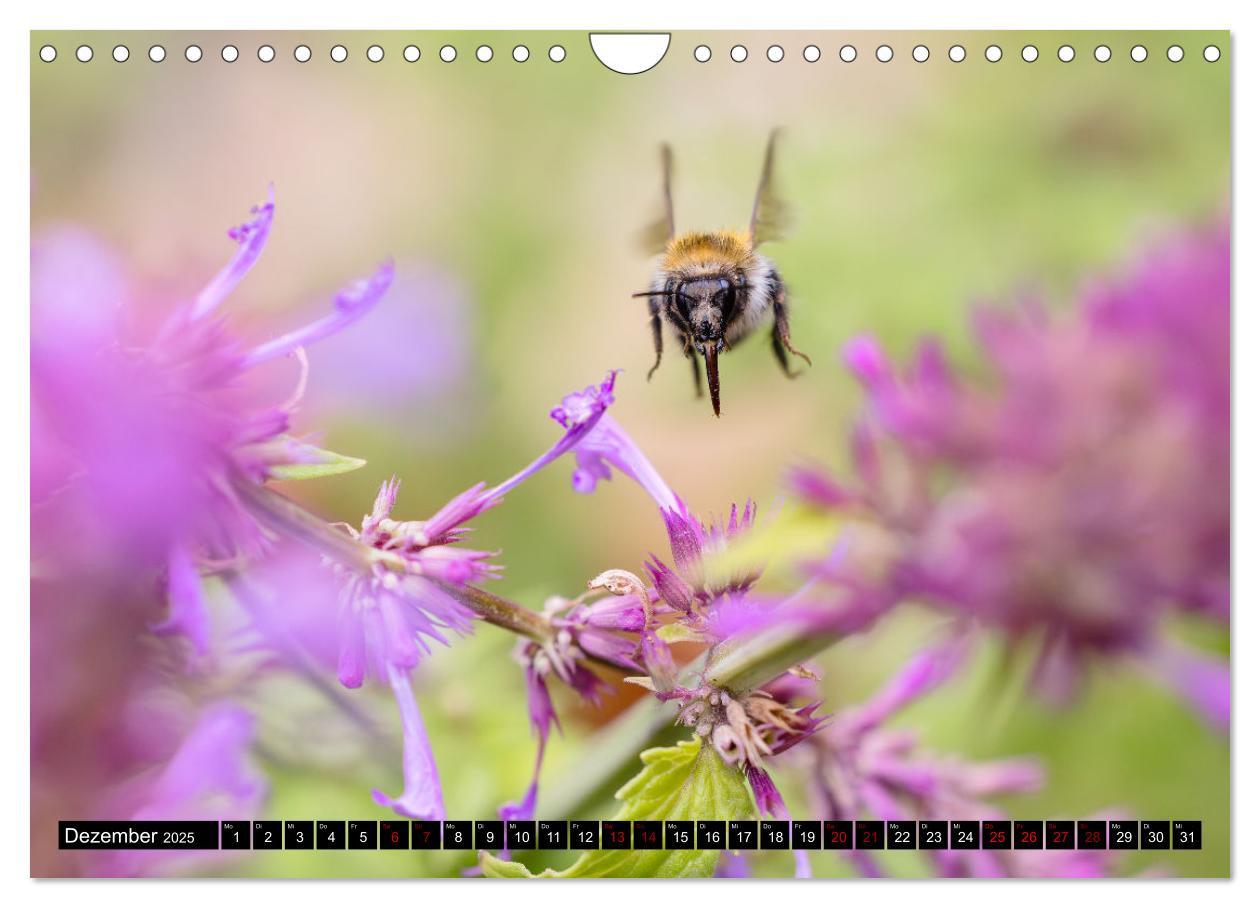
[688,346,703,398]
[772,292,812,377]
[647,302,664,380]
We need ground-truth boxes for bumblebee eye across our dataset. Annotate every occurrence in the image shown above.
[674,285,694,313]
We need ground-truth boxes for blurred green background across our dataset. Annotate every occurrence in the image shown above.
[31,29,1229,877]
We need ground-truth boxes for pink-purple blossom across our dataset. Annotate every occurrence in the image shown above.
[32,188,392,656]
[791,221,1230,725]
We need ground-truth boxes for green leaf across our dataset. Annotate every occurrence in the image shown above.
[481,736,753,879]
[263,440,367,481]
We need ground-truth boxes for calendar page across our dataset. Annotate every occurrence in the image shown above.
[29,29,1229,879]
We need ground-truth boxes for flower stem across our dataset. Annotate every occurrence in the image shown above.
[438,582,552,642]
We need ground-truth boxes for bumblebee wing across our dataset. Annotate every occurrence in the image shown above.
[749,129,792,247]
[639,143,675,253]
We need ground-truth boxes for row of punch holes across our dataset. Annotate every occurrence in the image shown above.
[39,42,1223,65]
[38,43,565,64]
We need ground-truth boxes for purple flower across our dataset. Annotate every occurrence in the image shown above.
[799,221,1229,724]
[551,372,678,510]
[31,188,392,656]
[498,661,561,823]
[95,702,266,876]
[796,640,1121,878]
[236,373,622,820]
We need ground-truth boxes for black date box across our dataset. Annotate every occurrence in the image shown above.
[569,820,598,850]
[252,821,281,850]
[759,820,789,850]
[474,820,503,851]
[507,821,536,850]
[316,820,345,849]
[887,820,915,850]
[950,820,979,850]
[823,820,853,850]
[442,820,472,850]
[380,820,408,849]
[728,821,758,850]
[633,821,663,849]
[856,820,884,850]
[411,820,440,849]
[918,820,947,850]
[347,821,376,850]
[1014,820,1043,850]
[1077,820,1107,850]
[1141,821,1170,850]
[1109,820,1138,850]
[791,820,821,850]
[665,820,694,849]
[983,820,1012,849]
[284,821,313,850]
[220,821,250,850]
[1046,820,1075,850]
[698,821,727,850]
[601,820,631,850]
[539,820,569,849]
[1172,820,1202,850]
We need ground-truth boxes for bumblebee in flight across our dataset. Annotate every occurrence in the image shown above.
[635,130,810,416]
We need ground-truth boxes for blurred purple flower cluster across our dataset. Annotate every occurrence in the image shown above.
[790,220,1229,727]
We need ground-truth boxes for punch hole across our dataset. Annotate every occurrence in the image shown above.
[548,45,566,62]
[294,45,312,63]
[1057,45,1075,62]
[1021,45,1038,62]
[1204,45,1220,62]
[694,45,711,62]
[588,33,666,73]
[803,45,820,62]
[112,45,129,63]
[76,45,93,63]
[985,45,1002,62]
[1167,45,1184,62]
[258,45,275,63]
[912,45,929,62]
[221,45,239,63]
[840,45,857,62]
[1094,45,1111,62]
[1131,45,1148,62]
[731,44,748,63]
[330,45,348,63]
[949,45,966,62]
[876,44,894,62]
[440,45,456,62]
[185,45,202,62]
[148,45,165,63]
[476,45,493,62]
[39,45,57,62]
[511,45,528,62]
[404,45,421,62]
[767,45,784,62]
[367,45,385,62]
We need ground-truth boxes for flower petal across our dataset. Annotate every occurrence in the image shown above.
[191,187,276,320]
[241,259,394,367]
[151,545,211,656]
[371,664,446,820]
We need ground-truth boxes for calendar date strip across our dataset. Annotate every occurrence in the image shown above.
[59,819,1202,851]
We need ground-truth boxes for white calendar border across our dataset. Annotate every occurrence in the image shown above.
[2,2,1251,906]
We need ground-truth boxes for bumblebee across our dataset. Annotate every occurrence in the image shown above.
[635,130,810,417]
